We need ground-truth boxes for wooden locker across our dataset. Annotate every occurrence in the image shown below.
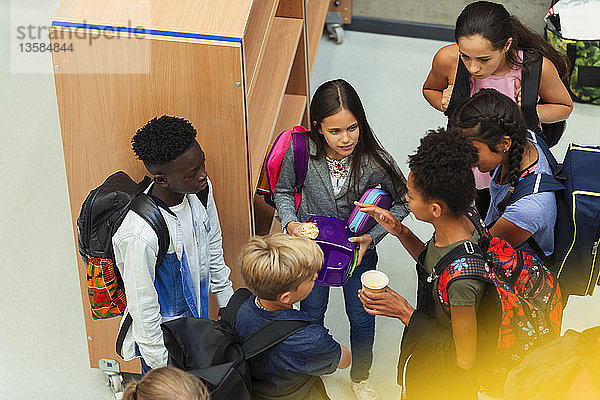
[50,0,330,373]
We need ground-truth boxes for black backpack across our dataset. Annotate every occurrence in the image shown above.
[77,171,170,357]
[161,288,310,400]
[445,51,566,148]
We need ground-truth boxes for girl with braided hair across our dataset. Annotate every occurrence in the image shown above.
[452,88,558,258]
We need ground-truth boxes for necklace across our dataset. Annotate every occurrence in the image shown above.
[326,155,351,194]
[326,155,351,179]
[255,297,270,311]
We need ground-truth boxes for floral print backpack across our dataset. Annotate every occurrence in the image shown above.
[434,208,563,381]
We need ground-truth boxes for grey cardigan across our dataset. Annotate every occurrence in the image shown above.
[274,137,410,244]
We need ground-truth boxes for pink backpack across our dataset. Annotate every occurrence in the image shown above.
[257,126,308,212]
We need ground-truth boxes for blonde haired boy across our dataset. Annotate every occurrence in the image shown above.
[235,233,350,400]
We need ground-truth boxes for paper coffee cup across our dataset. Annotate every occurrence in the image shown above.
[361,270,389,293]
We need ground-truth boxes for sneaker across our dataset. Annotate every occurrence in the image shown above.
[351,380,381,400]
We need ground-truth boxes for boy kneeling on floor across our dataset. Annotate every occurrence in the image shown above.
[235,233,351,400]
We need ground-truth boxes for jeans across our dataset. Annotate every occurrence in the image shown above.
[300,248,378,382]
[134,343,152,376]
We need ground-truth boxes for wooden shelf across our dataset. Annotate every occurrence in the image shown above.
[276,0,304,18]
[52,0,328,375]
[247,16,302,100]
[244,0,279,92]
[247,17,303,192]
[253,195,276,236]
[252,94,306,235]
[274,94,307,134]
[252,94,306,236]
[306,0,329,69]
[285,27,308,97]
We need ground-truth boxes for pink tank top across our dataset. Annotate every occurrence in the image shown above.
[468,51,523,189]
[469,51,523,99]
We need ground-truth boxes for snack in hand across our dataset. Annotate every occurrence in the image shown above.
[298,222,319,239]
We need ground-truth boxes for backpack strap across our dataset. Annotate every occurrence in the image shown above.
[482,160,564,268]
[528,131,561,172]
[129,194,171,263]
[488,172,563,265]
[431,241,484,278]
[522,54,567,147]
[495,133,565,215]
[465,208,526,288]
[510,149,562,265]
[242,319,311,360]
[221,288,253,327]
[521,51,543,132]
[115,193,171,358]
[136,176,153,193]
[465,207,493,249]
[509,172,565,206]
[433,241,489,314]
[220,287,312,360]
[291,127,309,199]
[444,57,470,119]
[526,236,553,268]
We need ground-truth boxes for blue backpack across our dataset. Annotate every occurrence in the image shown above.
[501,133,600,297]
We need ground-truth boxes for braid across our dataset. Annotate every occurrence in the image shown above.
[496,114,526,187]
[505,133,526,186]
[495,113,527,212]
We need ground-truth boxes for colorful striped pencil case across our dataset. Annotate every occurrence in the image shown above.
[347,188,392,235]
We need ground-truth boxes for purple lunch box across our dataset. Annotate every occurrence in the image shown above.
[347,188,392,235]
[307,216,358,287]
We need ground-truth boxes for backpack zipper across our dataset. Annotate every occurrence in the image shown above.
[582,224,600,295]
[589,230,600,295]
[427,271,437,283]
[592,223,600,257]
[401,353,412,400]
[84,187,101,253]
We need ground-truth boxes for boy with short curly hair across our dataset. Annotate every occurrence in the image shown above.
[113,115,234,374]
[357,128,498,399]
[236,233,351,400]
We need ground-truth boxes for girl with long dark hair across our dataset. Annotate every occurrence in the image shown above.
[274,79,409,399]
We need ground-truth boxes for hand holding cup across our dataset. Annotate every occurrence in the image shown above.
[359,271,415,325]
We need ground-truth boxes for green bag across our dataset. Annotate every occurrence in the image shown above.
[546,28,600,105]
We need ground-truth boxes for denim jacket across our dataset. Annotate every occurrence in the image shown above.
[112,178,234,368]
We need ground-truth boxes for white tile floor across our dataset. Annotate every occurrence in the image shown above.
[2,3,599,399]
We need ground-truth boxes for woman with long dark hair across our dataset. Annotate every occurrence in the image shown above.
[423,1,572,215]
[424,0,572,120]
